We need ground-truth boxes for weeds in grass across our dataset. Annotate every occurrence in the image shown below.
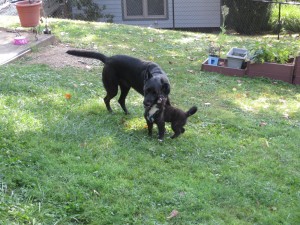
[0,19,300,224]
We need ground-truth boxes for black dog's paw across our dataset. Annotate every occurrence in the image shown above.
[170,134,180,139]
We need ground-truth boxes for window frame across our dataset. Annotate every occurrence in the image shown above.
[123,0,168,20]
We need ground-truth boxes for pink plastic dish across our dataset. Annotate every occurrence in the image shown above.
[13,36,28,45]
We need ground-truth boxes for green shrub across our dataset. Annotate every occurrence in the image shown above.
[224,0,272,34]
[248,40,299,64]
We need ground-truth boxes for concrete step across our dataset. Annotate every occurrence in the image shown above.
[0,28,56,65]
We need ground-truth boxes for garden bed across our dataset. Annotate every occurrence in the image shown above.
[292,56,300,85]
[201,58,246,77]
[202,57,300,85]
[246,59,295,84]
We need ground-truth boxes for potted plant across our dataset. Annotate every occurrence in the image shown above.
[201,50,246,77]
[201,42,247,77]
[15,0,42,27]
[207,42,220,66]
[201,5,247,77]
[246,41,299,84]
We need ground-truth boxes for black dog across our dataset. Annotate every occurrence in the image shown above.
[145,96,197,141]
[66,50,170,114]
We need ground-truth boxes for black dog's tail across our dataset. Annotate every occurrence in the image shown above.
[66,50,108,63]
[186,106,197,117]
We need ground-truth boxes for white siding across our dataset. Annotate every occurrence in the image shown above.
[174,0,221,28]
[93,0,220,28]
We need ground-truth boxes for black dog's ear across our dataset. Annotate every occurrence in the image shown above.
[161,82,170,95]
[143,67,153,83]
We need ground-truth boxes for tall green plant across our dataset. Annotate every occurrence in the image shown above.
[224,0,272,34]
[248,41,299,64]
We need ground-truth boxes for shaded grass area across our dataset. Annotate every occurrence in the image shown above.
[0,20,300,224]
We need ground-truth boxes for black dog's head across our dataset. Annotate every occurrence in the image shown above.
[143,67,170,109]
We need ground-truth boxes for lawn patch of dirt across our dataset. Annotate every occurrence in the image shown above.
[23,43,102,69]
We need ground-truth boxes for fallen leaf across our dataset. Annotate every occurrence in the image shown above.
[65,93,71,99]
[187,56,196,61]
[167,210,179,219]
[279,99,286,104]
[93,190,100,196]
[264,140,270,148]
[283,113,289,119]
[179,191,186,197]
[78,60,87,65]
[259,122,267,127]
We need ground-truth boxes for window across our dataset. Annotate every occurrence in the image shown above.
[123,0,167,20]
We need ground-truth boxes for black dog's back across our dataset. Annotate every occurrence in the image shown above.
[66,50,170,114]
[67,50,149,75]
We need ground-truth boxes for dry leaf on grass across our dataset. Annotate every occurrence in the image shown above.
[65,93,72,99]
[259,122,267,127]
[167,210,179,219]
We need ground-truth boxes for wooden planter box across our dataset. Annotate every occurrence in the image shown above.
[293,56,300,85]
[202,57,300,85]
[201,58,246,77]
[246,59,295,84]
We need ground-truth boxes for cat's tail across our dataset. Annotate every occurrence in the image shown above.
[186,106,197,117]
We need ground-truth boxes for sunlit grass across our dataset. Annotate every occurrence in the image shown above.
[0,18,300,224]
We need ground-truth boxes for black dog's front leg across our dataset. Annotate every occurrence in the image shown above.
[146,120,153,136]
[157,121,166,141]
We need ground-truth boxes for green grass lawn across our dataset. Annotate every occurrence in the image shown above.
[0,19,300,224]
[270,4,300,33]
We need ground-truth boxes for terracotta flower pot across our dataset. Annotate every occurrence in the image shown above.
[15,0,42,27]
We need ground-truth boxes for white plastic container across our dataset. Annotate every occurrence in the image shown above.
[226,47,248,69]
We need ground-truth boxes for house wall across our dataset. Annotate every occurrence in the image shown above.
[174,0,221,28]
[92,0,220,28]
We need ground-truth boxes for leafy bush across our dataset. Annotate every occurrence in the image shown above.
[248,41,299,64]
[224,0,272,34]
